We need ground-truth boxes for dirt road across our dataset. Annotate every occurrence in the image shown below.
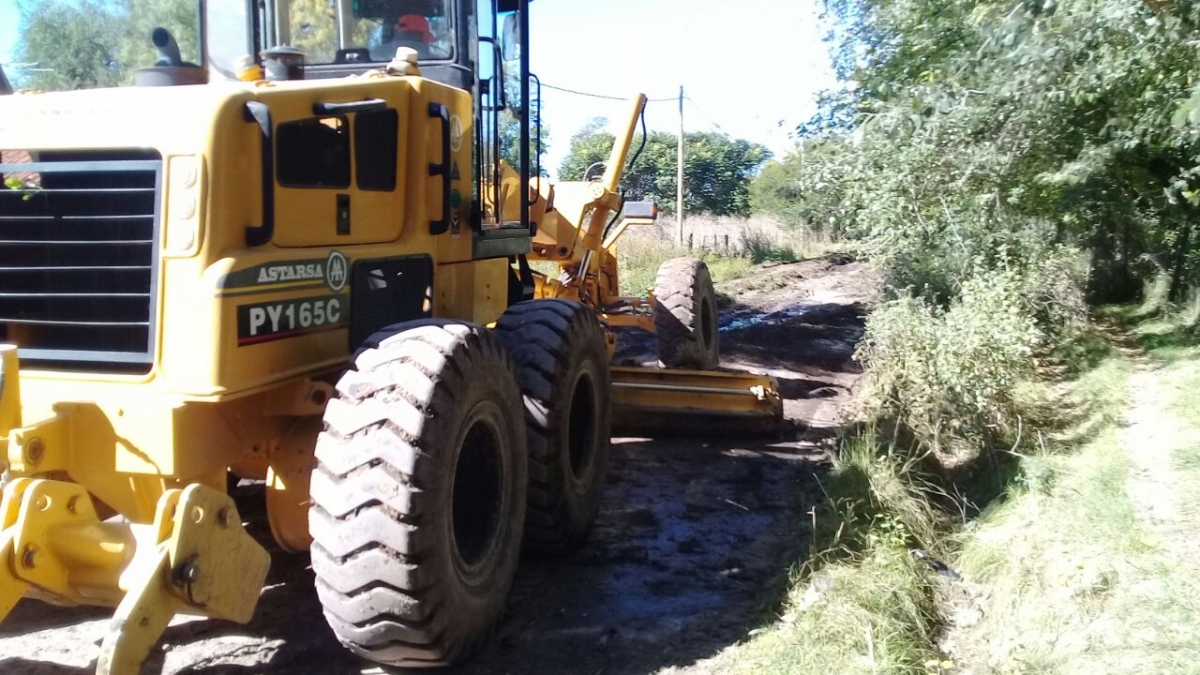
[0,257,873,675]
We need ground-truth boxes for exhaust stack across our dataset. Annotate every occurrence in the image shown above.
[151,27,182,66]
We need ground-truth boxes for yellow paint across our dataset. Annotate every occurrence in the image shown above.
[610,367,784,433]
[266,417,322,552]
[435,258,510,326]
[0,479,268,675]
[526,96,651,312]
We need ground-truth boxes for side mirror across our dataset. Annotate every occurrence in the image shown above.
[501,13,521,62]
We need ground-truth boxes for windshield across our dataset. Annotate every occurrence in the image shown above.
[4,0,200,91]
[287,0,454,65]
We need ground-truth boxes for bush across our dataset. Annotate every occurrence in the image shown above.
[857,270,1042,455]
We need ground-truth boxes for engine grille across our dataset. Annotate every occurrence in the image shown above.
[0,149,162,373]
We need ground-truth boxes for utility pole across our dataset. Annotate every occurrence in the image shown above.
[677,85,685,245]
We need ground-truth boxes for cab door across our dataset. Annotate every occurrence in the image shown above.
[265,82,411,248]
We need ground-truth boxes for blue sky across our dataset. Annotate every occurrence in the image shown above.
[0,2,16,66]
[0,0,834,174]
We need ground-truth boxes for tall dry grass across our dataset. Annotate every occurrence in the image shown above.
[624,213,830,260]
[556,214,828,296]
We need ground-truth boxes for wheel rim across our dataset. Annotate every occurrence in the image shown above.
[567,370,598,481]
[452,414,505,574]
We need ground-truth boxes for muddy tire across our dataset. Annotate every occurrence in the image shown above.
[309,321,527,668]
[495,299,611,553]
[653,258,720,369]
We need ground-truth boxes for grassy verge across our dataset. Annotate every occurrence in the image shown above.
[692,310,1200,675]
[698,543,938,674]
[1107,300,1200,472]
[946,313,1200,674]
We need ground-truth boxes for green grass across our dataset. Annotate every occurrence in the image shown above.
[1102,287,1200,361]
[1154,346,1200,474]
[946,317,1200,675]
[615,238,756,297]
[694,544,938,675]
[694,323,1200,675]
[530,238,760,298]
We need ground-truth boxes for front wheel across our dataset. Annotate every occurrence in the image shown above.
[309,321,527,668]
[653,258,720,369]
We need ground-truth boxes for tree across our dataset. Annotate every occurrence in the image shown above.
[498,109,550,177]
[751,139,859,236]
[16,0,129,91]
[775,0,1200,303]
[558,118,771,217]
[16,0,198,92]
[557,118,614,182]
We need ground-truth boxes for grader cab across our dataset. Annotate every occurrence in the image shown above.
[0,0,781,672]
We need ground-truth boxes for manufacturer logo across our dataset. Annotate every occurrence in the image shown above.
[326,251,348,292]
[256,262,323,284]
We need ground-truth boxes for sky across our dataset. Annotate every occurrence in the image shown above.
[528,0,835,176]
[0,0,835,176]
[0,2,16,67]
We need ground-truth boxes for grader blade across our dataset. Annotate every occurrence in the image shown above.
[610,367,784,436]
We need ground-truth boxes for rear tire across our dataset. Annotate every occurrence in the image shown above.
[310,321,527,668]
[653,258,720,369]
[496,299,611,553]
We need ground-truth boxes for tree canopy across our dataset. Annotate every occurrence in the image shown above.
[559,119,770,217]
[754,0,1200,304]
[14,0,198,91]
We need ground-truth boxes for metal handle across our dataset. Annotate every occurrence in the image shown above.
[243,101,274,247]
[312,99,387,115]
[528,73,542,205]
[428,102,452,235]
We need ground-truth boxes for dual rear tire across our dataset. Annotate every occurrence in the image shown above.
[495,299,612,553]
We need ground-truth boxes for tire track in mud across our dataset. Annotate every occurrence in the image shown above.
[0,257,873,675]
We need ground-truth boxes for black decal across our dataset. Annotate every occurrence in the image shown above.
[237,295,349,346]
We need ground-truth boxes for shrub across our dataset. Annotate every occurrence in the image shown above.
[857,270,1042,455]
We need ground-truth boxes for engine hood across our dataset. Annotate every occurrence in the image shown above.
[0,83,253,155]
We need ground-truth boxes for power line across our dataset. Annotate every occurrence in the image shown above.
[541,81,676,102]
[684,95,731,136]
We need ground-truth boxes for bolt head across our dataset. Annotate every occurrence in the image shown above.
[20,545,36,569]
[174,560,201,585]
[23,438,45,466]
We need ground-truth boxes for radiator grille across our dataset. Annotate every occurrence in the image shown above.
[0,149,161,372]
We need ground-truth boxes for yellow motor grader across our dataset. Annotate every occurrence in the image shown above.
[0,1,781,672]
